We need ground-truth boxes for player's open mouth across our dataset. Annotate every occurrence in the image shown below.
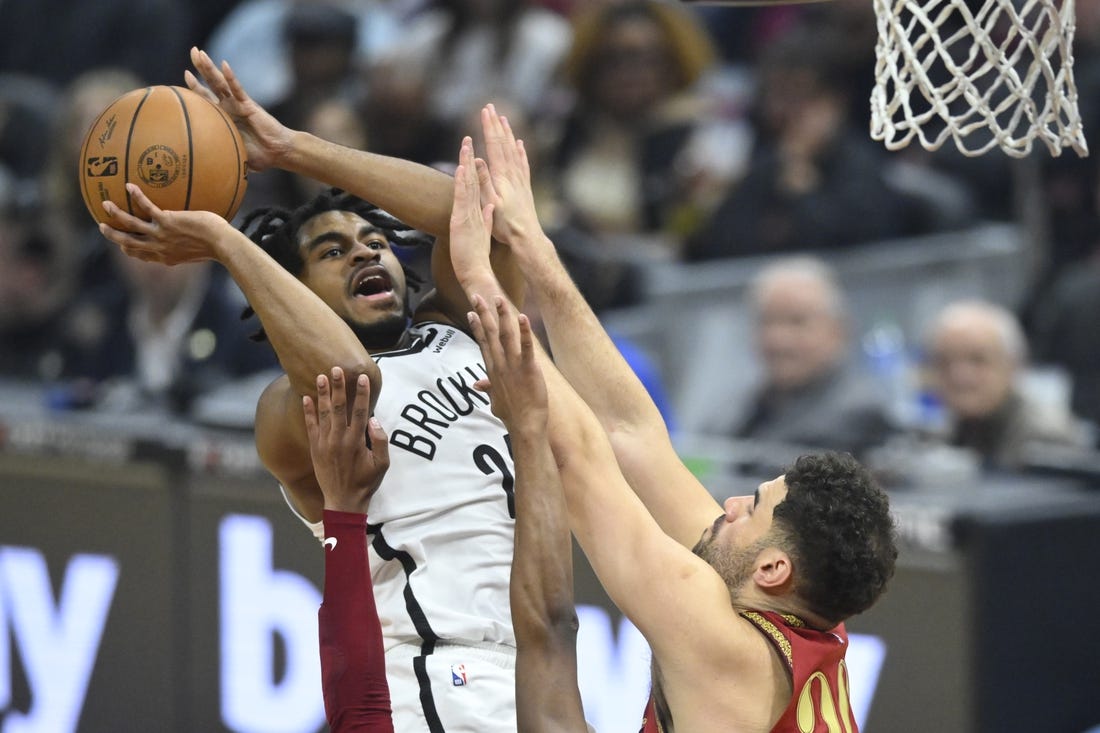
[349,266,395,301]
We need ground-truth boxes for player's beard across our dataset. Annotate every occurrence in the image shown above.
[346,312,410,351]
[694,535,764,598]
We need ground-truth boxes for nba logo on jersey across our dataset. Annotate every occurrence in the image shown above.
[451,664,468,686]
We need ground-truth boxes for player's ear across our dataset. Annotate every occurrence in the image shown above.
[753,547,791,590]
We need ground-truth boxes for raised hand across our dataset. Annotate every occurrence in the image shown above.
[303,367,390,514]
[185,46,292,172]
[449,136,496,288]
[479,104,544,248]
[99,183,237,265]
[466,293,548,436]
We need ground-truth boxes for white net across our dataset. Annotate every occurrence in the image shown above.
[871,0,1089,157]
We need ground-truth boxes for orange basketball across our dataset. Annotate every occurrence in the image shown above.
[78,85,248,226]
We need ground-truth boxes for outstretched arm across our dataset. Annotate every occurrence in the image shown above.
[304,368,394,733]
[453,136,744,703]
[187,48,524,321]
[187,47,450,235]
[472,107,720,548]
[469,295,739,682]
[99,187,376,522]
[449,147,586,733]
[99,187,376,403]
[472,308,586,733]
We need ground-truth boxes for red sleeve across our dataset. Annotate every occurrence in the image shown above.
[318,510,394,733]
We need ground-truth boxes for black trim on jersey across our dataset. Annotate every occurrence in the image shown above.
[414,648,442,733]
[372,322,451,362]
[368,521,446,733]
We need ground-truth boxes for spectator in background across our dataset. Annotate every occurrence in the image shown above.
[265,3,366,132]
[40,68,145,293]
[204,0,404,109]
[237,3,371,214]
[295,99,372,201]
[923,299,1092,471]
[358,53,456,168]
[55,252,277,416]
[0,73,60,182]
[248,94,373,215]
[375,0,571,151]
[0,165,70,381]
[0,69,143,382]
[1019,10,1100,343]
[0,0,192,87]
[703,257,896,464]
[548,0,742,254]
[448,97,643,310]
[1029,247,1100,442]
[684,28,920,261]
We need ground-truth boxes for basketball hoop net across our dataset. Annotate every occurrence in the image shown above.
[871,0,1089,157]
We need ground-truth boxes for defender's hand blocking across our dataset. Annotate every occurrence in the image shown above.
[99,183,235,265]
[479,104,543,248]
[185,46,291,172]
[303,367,390,514]
[449,136,495,285]
[467,294,548,435]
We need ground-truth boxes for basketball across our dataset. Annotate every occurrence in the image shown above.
[78,85,248,226]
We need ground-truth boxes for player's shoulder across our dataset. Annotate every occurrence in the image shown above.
[669,594,775,671]
[257,372,292,405]
[254,372,311,476]
[255,373,299,431]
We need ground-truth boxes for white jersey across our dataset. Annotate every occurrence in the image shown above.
[283,321,518,731]
[366,321,516,648]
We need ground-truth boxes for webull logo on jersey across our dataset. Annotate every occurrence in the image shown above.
[389,363,493,459]
[432,328,455,353]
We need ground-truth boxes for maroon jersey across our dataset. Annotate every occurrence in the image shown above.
[743,610,858,733]
[638,610,857,733]
[639,695,662,733]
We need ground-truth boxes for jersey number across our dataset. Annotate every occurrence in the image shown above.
[795,660,855,733]
[473,435,515,518]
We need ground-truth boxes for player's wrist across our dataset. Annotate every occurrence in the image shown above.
[323,497,372,515]
[278,129,314,174]
[456,267,498,297]
[504,415,550,444]
[511,228,552,252]
[208,228,247,263]
[518,244,570,296]
[322,508,369,525]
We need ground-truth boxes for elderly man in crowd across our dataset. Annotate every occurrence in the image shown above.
[924,299,1091,471]
[706,257,897,464]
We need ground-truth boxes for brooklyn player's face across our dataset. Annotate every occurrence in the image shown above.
[296,210,409,337]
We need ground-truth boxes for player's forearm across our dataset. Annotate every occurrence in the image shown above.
[212,234,376,396]
[509,429,578,646]
[518,236,664,433]
[536,342,713,550]
[447,225,512,317]
[522,242,710,539]
[281,131,453,237]
[515,666,587,733]
[319,510,394,733]
[537,358,668,615]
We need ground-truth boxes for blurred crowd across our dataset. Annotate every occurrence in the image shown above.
[1,0,1099,486]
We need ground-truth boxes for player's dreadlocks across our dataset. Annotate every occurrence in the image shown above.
[236,187,430,342]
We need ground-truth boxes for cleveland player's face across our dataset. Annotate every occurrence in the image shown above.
[693,476,788,589]
[296,210,409,333]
